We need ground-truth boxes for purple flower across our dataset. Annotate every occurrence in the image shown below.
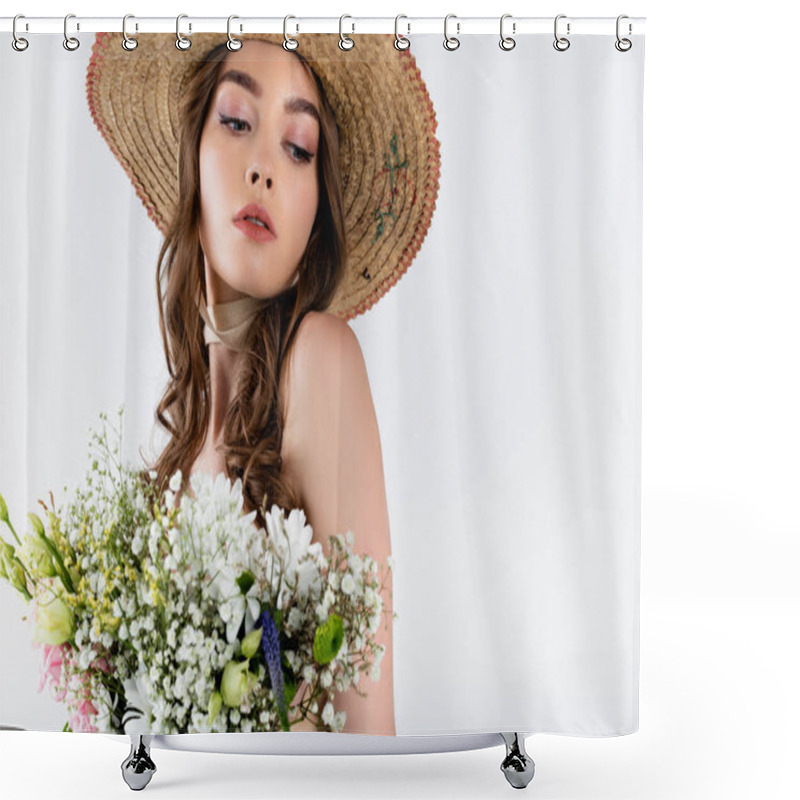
[259,609,289,731]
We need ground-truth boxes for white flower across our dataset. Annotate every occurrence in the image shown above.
[123,673,154,735]
[341,574,356,596]
[321,701,335,726]
[169,470,183,493]
[287,607,303,631]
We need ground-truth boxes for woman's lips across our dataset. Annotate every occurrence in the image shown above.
[233,218,277,242]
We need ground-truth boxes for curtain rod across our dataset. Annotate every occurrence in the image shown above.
[0,16,646,36]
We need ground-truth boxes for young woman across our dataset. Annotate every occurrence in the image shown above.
[87,31,441,736]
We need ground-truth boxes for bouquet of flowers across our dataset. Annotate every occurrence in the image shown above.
[0,407,395,734]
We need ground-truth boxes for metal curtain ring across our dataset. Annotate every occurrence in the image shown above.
[443,14,460,51]
[615,14,632,51]
[12,14,29,51]
[63,13,80,51]
[339,14,355,50]
[499,14,516,51]
[394,14,410,51]
[553,14,571,51]
[283,15,298,51]
[176,14,191,50]
[227,15,242,51]
[122,14,138,51]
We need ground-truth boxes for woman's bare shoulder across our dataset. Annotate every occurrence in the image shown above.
[280,310,371,480]
[291,310,363,376]
[281,311,366,419]
[294,309,354,349]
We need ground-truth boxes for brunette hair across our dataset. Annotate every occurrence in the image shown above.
[141,40,347,528]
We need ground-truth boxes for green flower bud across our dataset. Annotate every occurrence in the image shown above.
[20,534,56,578]
[0,495,21,545]
[27,512,46,540]
[9,561,31,599]
[220,659,251,708]
[33,596,75,645]
[241,627,262,659]
[0,541,13,579]
[207,690,223,725]
[313,613,344,666]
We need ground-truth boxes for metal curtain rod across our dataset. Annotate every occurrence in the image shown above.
[0,15,646,36]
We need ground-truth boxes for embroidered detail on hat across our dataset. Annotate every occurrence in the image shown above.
[371,134,412,247]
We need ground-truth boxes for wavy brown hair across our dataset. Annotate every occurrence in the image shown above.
[139,40,347,528]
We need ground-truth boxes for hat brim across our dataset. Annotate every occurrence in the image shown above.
[86,32,441,320]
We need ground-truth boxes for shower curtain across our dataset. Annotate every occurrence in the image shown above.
[0,28,644,739]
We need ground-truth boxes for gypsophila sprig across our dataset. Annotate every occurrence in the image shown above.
[0,406,395,734]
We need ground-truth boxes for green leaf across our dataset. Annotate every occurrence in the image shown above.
[283,669,297,706]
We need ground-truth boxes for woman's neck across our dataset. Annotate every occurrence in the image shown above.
[205,342,245,448]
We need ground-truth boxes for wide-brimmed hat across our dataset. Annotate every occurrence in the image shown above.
[86,32,441,320]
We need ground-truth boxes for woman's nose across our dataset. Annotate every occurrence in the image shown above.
[247,164,272,189]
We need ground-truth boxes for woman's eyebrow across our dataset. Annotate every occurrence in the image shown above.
[218,70,320,126]
[218,70,261,97]
[285,96,320,127]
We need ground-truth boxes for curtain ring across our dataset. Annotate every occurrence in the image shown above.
[227,15,242,51]
[443,14,460,51]
[283,15,299,51]
[176,14,191,51]
[615,15,632,51]
[499,14,516,51]
[63,13,80,51]
[12,14,29,52]
[122,14,138,51]
[339,14,355,50]
[394,14,410,51]
[553,14,571,51]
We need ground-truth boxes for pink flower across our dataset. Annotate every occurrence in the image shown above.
[92,655,112,674]
[69,700,99,733]
[38,643,65,694]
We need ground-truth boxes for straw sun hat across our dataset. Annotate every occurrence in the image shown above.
[86,32,441,320]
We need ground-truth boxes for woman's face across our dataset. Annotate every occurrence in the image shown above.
[198,41,321,304]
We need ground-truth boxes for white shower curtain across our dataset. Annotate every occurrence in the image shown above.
[0,30,643,736]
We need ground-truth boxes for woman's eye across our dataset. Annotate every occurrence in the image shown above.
[288,143,313,164]
[219,114,249,133]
